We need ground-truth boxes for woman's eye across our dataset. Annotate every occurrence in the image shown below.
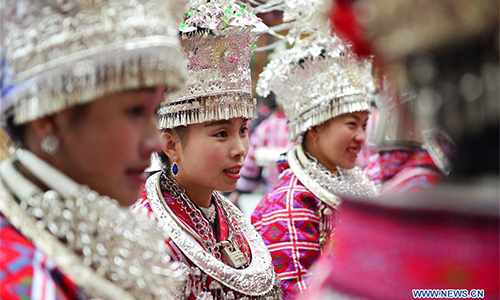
[240,126,248,135]
[127,105,145,117]
[347,122,356,128]
[215,131,228,138]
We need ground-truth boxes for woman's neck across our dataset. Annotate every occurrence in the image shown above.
[302,142,338,175]
[174,175,213,208]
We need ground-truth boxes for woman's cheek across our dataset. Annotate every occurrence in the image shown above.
[243,139,250,158]
[205,148,224,164]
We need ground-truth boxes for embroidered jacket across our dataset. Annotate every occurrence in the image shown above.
[365,150,441,195]
[251,159,333,299]
[133,172,282,300]
[251,145,378,299]
[0,214,85,300]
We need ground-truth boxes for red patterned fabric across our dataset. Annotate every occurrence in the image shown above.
[365,150,441,195]
[0,214,84,300]
[238,110,296,192]
[251,160,335,300]
[133,182,253,299]
[302,192,500,300]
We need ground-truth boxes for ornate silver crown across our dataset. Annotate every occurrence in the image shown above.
[2,0,186,125]
[257,35,375,141]
[158,0,266,129]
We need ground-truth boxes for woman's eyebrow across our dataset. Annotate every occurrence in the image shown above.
[203,120,232,127]
[345,115,360,121]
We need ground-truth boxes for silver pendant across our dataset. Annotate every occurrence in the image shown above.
[220,241,247,269]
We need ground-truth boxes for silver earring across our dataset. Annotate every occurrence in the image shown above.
[41,134,60,155]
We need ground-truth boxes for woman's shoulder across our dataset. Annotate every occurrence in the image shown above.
[253,174,319,217]
[0,215,83,300]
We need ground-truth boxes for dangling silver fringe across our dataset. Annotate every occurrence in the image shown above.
[12,43,186,125]
[158,92,257,129]
[290,94,371,141]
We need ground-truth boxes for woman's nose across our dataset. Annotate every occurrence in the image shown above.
[231,135,247,158]
[143,120,162,155]
[354,128,367,144]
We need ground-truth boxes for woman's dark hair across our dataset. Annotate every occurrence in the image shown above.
[5,115,26,147]
[158,126,189,176]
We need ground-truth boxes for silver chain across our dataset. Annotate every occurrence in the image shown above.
[161,173,249,263]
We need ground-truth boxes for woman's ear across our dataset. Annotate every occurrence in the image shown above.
[31,116,57,140]
[308,125,320,140]
[160,131,180,162]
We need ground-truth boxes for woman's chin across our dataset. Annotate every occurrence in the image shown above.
[217,183,238,193]
[339,161,356,170]
[109,189,141,207]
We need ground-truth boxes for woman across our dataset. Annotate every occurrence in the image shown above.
[0,0,187,298]
[132,1,282,299]
[301,0,499,298]
[365,85,446,195]
[251,34,379,299]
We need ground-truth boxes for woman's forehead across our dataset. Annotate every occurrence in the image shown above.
[341,111,370,120]
[202,118,248,127]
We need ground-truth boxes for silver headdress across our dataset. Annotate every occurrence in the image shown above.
[1,0,187,125]
[257,36,374,141]
[357,0,497,175]
[158,0,266,129]
[253,0,374,141]
[371,79,420,147]
[372,78,455,175]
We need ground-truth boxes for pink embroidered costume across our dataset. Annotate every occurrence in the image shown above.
[251,146,378,299]
[132,1,282,299]
[366,150,441,195]
[251,15,379,298]
[0,0,186,298]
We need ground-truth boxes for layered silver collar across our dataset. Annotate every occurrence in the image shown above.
[145,172,282,299]
[287,145,379,208]
[0,149,184,299]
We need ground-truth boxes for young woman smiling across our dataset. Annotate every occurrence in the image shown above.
[0,0,187,298]
[132,1,281,299]
[251,34,379,299]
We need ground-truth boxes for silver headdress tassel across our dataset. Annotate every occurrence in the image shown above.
[158,0,266,129]
[1,0,187,125]
[257,36,375,141]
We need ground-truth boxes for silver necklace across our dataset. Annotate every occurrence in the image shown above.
[160,173,248,268]
[0,149,184,300]
[288,145,379,208]
[199,204,216,224]
[145,172,282,299]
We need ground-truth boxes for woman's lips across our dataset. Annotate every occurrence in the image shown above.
[223,166,242,180]
[346,147,360,159]
[126,167,149,184]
